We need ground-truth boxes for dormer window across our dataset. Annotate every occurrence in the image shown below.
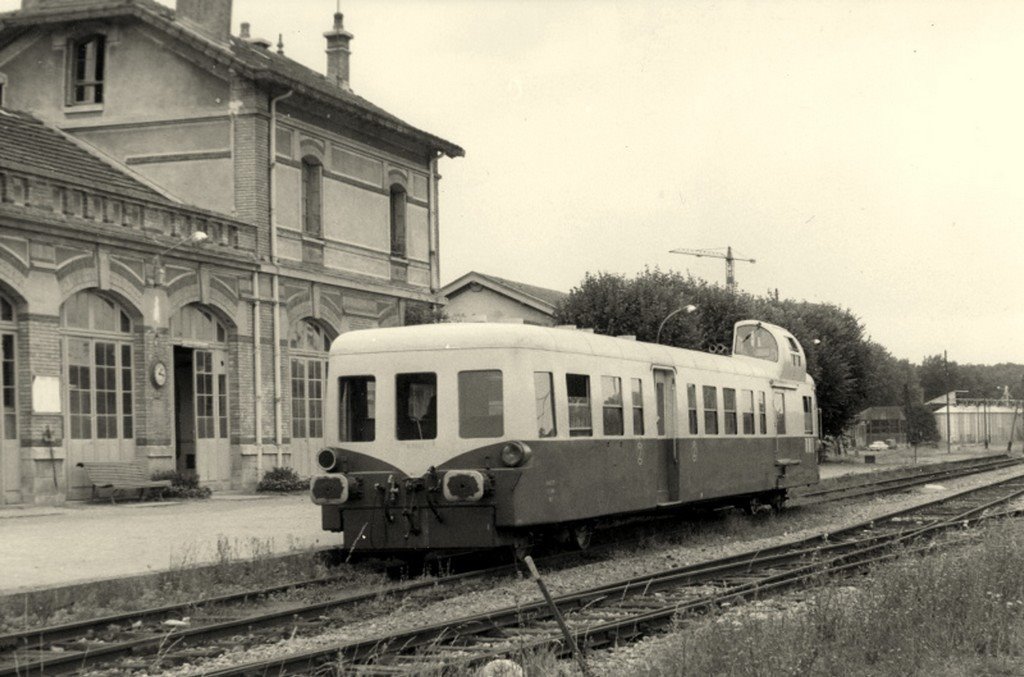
[68,34,105,105]
[734,324,779,362]
[786,336,802,367]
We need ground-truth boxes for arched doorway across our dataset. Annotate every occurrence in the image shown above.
[61,290,137,499]
[289,319,331,477]
[170,304,231,488]
[0,292,19,504]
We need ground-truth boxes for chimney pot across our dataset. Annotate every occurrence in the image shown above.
[324,10,354,91]
[176,0,232,44]
[239,21,250,39]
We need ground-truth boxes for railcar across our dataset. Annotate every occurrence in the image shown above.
[311,320,819,553]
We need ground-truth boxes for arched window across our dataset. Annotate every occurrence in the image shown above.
[68,34,105,105]
[290,319,331,440]
[0,292,16,442]
[62,291,133,440]
[302,156,322,237]
[389,184,407,256]
[169,304,228,344]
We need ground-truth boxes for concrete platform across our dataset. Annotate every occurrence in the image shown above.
[0,493,330,595]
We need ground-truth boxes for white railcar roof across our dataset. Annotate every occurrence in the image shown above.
[331,323,777,379]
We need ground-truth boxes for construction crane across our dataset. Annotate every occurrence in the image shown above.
[669,246,756,293]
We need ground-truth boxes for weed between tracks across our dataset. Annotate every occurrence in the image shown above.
[597,520,1024,677]
[0,537,353,633]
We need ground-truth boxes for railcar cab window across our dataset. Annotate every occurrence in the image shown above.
[734,325,779,362]
[459,370,503,438]
[803,395,814,435]
[566,373,592,437]
[723,388,738,435]
[774,392,787,434]
[703,386,719,434]
[534,372,557,437]
[787,336,803,367]
[601,376,624,436]
[396,373,436,440]
[339,376,375,442]
[69,34,105,105]
[631,378,645,435]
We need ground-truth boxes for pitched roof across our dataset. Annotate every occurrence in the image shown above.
[0,0,464,158]
[0,107,167,201]
[441,271,568,314]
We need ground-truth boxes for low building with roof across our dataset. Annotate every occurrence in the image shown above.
[0,0,462,504]
[849,406,907,447]
[440,271,567,326]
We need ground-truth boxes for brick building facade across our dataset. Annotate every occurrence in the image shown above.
[0,0,462,504]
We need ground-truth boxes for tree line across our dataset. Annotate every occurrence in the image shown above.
[554,269,1023,444]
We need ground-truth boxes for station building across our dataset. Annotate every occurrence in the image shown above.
[0,0,463,504]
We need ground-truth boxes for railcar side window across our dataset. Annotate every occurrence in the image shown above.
[631,378,644,435]
[566,373,592,437]
[734,325,779,362]
[742,389,755,434]
[458,370,504,438]
[396,373,437,440]
[758,391,767,434]
[723,388,737,435]
[703,386,719,435]
[687,384,698,434]
[774,392,787,435]
[602,376,624,436]
[534,372,557,437]
[803,395,814,435]
[787,336,802,367]
[339,376,375,442]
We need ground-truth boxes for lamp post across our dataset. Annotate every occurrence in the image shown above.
[655,304,697,345]
[152,231,209,286]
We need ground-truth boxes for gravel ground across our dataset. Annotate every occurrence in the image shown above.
[137,465,1024,677]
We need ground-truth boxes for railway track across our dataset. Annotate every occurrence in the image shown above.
[199,474,1024,676]
[1,457,1018,676]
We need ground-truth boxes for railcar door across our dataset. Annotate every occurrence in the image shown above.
[654,368,679,504]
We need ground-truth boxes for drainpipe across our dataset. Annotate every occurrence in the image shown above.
[428,153,440,294]
[269,90,292,467]
[252,271,263,478]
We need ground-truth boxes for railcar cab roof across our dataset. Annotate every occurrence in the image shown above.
[330,321,810,383]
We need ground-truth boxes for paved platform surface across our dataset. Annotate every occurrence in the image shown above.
[0,446,1008,595]
[0,493,329,595]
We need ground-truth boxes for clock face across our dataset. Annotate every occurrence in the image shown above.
[152,361,167,387]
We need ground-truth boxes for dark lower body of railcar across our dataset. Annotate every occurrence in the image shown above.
[311,436,819,553]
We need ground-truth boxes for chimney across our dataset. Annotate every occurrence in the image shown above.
[176,0,232,44]
[324,11,354,91]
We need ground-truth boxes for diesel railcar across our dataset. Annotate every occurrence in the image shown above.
[311,320,819,552]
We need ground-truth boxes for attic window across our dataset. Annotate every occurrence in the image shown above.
[68,34,105,106]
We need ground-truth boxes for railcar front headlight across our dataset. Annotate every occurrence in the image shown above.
[500,441,532,468]
[317,448,341,472]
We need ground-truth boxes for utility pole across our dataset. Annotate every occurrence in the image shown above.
[669,246,756,293]
[944,350,951,454]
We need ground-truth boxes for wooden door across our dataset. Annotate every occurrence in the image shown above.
[194,348,230,488]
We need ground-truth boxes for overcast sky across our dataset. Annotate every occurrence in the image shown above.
[4,0,1022,365]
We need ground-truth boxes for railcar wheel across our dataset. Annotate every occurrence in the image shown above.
[572,524,593,551]
[769,491,787,514]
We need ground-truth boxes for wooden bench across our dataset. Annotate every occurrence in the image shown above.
[76,462,173,503]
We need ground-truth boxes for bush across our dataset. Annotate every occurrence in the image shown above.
[151,470,212,499]
[257,466,307,493]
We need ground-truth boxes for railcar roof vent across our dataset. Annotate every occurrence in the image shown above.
[556,324,578,330]
[579,328,595,334]
[616,334,637,341]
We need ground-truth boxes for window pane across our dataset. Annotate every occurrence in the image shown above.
[803,395,814,435]
[742,389,754,434]
[601,376,623,436]
[774,392,787,434]
[534,372,557,438]
[734,325,779,362]
[723,388,737,435]
[566,373,592,437]
[759,392,767,434]
[339,376,375,442]
[703,386,718,435]
[687,383,698,435]
[459,370,504,438]
[396,372,436,440]
[631,378,644,435]
[1,334,14,440]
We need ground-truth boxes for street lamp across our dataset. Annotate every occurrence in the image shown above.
[152,231,209,286]
[655,304,697,344]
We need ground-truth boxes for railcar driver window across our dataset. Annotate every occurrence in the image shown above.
[459,370,504,438]
[566,373,592,437]
[397,372,436,440]
[534,372,557,437]
[338,376,375,442]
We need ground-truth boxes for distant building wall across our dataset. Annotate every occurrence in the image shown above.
[446,287,555,325]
